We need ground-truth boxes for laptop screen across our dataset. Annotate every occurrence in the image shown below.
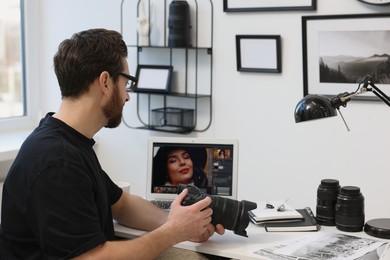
[146,137,238,201]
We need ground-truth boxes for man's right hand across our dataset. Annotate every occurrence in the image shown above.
[166,188,214,243]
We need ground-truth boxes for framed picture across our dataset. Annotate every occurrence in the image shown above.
[134,65,173,93]
[236,35,282,73]
[223,0,316,12]
[302,13,390,100]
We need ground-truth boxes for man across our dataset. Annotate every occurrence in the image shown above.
[0,28,224,259]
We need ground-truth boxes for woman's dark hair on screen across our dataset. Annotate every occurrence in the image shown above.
[152,146,208,189]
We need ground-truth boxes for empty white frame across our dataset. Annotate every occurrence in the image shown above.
[236,35,281,73]
[134,65,173,93]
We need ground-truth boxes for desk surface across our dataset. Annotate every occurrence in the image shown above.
[114,222,390,260]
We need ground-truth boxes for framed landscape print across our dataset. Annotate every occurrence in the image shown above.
[302,13,390,100]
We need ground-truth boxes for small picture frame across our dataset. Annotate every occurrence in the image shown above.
[134,65,173,93]
[223,0,316,12]
[236,35,282,73]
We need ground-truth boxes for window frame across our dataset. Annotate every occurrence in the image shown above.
[0,0,40,133]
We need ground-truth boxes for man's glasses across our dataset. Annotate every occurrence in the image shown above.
[116,72,138,92]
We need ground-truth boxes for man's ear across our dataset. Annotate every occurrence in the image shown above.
[98,71,111,93]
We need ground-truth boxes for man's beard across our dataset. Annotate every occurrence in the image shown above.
[103,88,123,128]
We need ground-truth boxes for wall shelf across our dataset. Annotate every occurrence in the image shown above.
[120,0,213,133]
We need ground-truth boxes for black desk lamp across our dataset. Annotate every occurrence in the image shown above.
[294,76,390,130]
[294,76,390,239]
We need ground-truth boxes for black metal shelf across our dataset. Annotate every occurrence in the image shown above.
[120,0,213,133]
[136,92,211,98]
[134,125,195,134]
[128,45,212,53]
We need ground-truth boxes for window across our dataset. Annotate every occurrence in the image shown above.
[0,0,25,119]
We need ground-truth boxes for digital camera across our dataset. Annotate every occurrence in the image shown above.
[177,184,257,237]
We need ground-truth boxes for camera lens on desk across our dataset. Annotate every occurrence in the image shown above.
[335,186,365,232]
[316,179,340,226]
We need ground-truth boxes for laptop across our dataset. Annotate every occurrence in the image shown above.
[146,137,239,209]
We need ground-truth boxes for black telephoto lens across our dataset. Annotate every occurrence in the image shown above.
[177,184,257,237]
[316,179,340,226]
[168,0,192,47]
[335,186,365,232]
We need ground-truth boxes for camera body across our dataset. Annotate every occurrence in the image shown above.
[177,184,257,237]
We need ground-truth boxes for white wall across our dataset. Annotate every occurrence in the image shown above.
[35,0,390,221]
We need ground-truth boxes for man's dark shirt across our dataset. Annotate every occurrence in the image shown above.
[0,113,123,259]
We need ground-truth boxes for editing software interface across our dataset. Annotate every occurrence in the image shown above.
[151,143,235,196]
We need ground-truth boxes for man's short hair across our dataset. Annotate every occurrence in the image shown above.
[53,28,128,98]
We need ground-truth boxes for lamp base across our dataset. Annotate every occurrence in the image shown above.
[364,218,390,239]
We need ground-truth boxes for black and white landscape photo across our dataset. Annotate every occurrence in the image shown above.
[318,31,390,84]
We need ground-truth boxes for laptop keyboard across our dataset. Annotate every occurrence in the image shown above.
[151,200,172,210]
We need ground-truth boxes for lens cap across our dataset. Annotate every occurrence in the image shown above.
[364,218,390,239]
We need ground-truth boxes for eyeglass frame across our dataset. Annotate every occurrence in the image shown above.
[116,72,138,92]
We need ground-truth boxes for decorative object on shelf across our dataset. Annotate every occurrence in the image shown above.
[302,13,390,101]
[137,0,154,46]
[236,35,281,73]
[134,65,173,93]
[151,107,194,129]
[223,0,316,12]
[168,0,192,47]
[357,0,390,5]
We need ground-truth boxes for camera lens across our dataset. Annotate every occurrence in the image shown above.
[168,0,192,47]
[209,195,239,230]
[316,179,340,226]
[209,195,257,237]
[177,184,257,237]
[335,186,365,232]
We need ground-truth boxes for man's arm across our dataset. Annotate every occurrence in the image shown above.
[72,222,178,260]
[111,190,225,241]
[111,192,168,231]
[73,189,216,259]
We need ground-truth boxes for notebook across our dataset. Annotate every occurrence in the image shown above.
[249,200,304,224]
[264,207,320,232]
[146,137,239,209]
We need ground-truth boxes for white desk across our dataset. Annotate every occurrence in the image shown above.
[114,222,390,259]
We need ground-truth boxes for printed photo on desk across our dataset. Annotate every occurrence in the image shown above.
[249,200,303,224]
[255,232,388,260]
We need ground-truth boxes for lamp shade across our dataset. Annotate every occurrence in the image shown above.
[294,94,337,123]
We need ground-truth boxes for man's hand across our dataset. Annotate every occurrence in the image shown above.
[189,223,225,243]
[166,188,225,243]
[165,189,213,243]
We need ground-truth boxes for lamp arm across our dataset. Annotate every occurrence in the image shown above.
[339,92,360,103]
[364,81,390,107]
[333,77,390,109]
[331,92,359,109]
